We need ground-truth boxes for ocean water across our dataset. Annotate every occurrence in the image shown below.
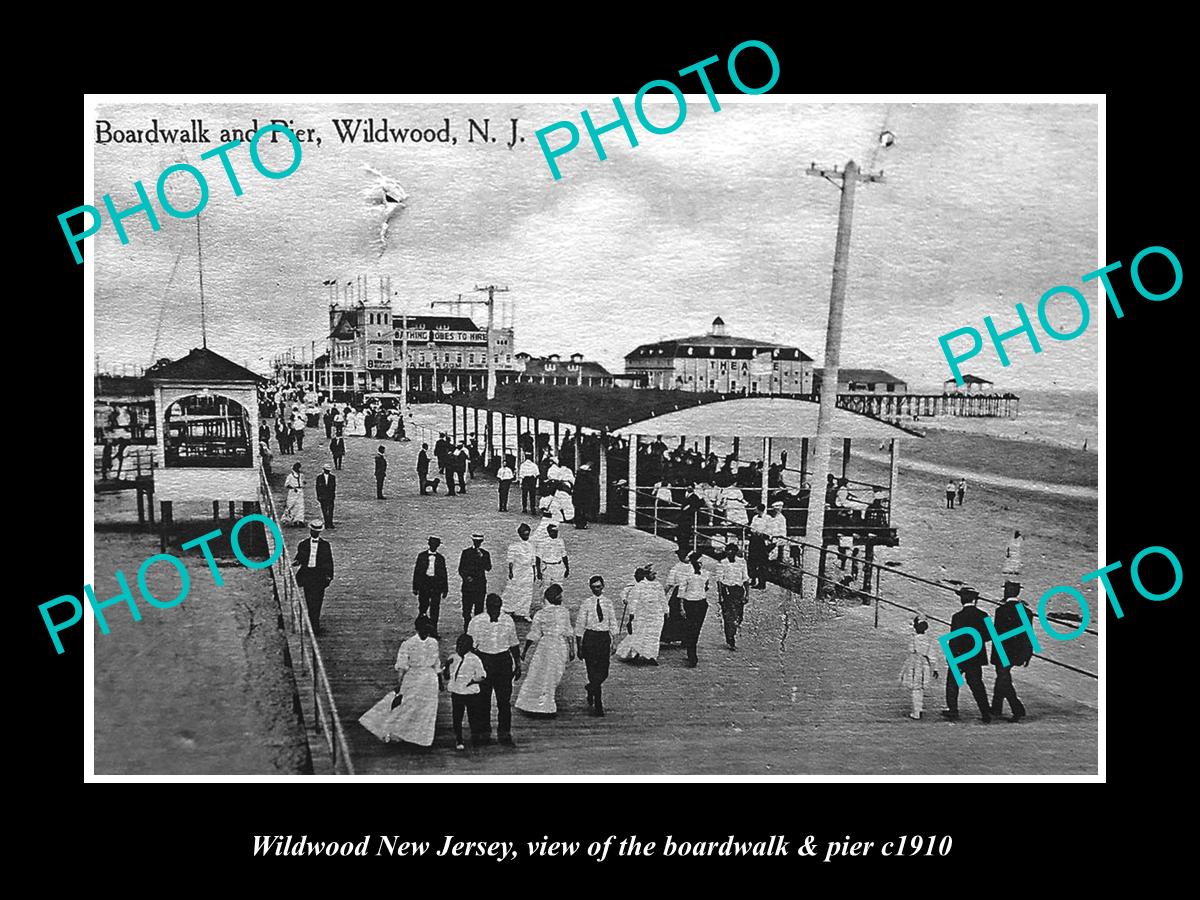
[916,389,1098,452]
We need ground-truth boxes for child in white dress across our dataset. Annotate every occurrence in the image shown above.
[899,615,938,719]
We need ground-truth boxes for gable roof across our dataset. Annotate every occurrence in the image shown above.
[945,374,994,385]
[521,356,613,379]
[815,367,907,385]
[329,311,357,339]
[146,348,262,383]
[399,315,481,331]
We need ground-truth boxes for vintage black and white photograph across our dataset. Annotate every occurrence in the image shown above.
[87,97,1099,776]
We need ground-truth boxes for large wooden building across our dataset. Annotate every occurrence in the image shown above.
[624,317,813,394]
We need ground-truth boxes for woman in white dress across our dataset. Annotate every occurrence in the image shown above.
[617,565,667,664]
[551,486,575,525]
[367,617,443,746]
[515,584,575,716]
[502,523,537,620]
[281,462,306,525]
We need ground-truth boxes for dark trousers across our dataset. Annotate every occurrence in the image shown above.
[319,498,334,527]
[324,421,332,438]
[332,455,343,470]
[992,663,1026,718]
[499,480,511,511]
[478,651,514,738]
[447,471,457,496]
[945,491,955,508]
[451,693,486,744]
[454,469,466,491]
[957,490,965,505]
[418,469,431,493]
[748,536,768,587]
[718,584,746,647]
[462,590,485,631]
[682,599,708,664]
[300,583,326,632]
[581,630,612,708]
[376,475,385,499]
[417,587,441,631]
[574,505,588,529]
[521,476,537,512]
[945,664,990,719]
[294,431,304,451]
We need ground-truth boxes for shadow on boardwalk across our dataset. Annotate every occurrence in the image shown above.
[270,423,1097,775]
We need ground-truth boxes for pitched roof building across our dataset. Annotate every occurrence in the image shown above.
[515,352,614,387]
[813,367,908,394]
[624,316,813,394]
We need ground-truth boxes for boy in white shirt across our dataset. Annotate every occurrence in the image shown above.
[445,634,488,750]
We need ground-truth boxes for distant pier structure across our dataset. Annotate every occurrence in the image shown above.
[838,390,1019,420]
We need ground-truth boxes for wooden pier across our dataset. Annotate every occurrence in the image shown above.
[836,392,1019,420]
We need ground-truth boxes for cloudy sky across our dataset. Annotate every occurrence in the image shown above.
[92,100,1098,390]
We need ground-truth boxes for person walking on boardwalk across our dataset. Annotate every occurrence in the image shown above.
[451,442,469,495]
[417,443,439,495]
[434,433,450,475]
[502,523,537,622]
[444,633,489,750]
[515,584,575,716]
[942,587,992,723]
[716,542,750,650]
[322,406,334,439]
[956,478,967,506]
[990,581,1033,722]
[293,520,334,634]
[575,575,619,715]
[282,462,306,525]
[315,463,337,529]
[625,564,667,665]
[678,551,711,668]
[747,503,768,589]
[374,445,388,500]
[380,615,443,747]
[291,410,305,451]
[945,478,956,509]
[458,532,492,632]
[899,615,938,719]
[412,535,448,637]
[329,434,346,470]
[662,548,692,646]
[518,453,540,513]
[535,523,569,588]
[469,593,521,746]
[496,458,515,511]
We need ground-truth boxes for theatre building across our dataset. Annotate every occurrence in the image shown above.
[623,316,813,395]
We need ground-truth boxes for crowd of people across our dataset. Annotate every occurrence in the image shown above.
[266,381,1040,757]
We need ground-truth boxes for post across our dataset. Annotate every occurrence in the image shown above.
[841,438,851,479]
[627,434,638,527]
[704,436,711,456]
[732,436,740,461]
[800,437,809,483]
[888,438,900,524]
[452,404,457,444]
[400,301,408,420]
[212,500,220,521]
[802,160,867,602]
[501,412,508,461]
[553,420,560,453]
[486,410,493,466]
[761,437,771,506]
[599,427,609,516]
[486,286,497,400]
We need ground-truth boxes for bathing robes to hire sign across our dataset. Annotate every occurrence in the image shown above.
[59,124,304,264]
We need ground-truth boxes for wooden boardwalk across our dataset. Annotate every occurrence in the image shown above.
[267,423,1097,775]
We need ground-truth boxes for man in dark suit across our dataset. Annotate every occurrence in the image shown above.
[293,521,334,633]
[676,484,705,553]
[417,443,439,495]
[458,532,492,632]
[412,535,448,635]
[942,587,992,722]
[434,434,450,475]
[315,463,336,528]
[990,581,1034,721]
[374,445,387,499]
[329,434,345,470]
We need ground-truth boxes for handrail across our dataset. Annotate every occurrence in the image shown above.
[623,486,1097,679]
[257,463,356,774]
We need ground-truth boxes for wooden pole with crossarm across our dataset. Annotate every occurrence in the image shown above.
[800,160,884,603]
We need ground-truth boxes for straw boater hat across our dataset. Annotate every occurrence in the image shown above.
[309,521,324,533]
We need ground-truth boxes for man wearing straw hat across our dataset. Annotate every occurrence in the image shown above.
[293,520,334,634]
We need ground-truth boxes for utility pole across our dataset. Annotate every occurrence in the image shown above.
[800,160,884,603]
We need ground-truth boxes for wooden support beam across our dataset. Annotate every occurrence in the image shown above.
[627,434,638,527]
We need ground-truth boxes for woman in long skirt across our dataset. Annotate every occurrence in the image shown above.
[515,584,575,716]
[632,566,667,662]
[368,616,443,746]
[282,462,306,525]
